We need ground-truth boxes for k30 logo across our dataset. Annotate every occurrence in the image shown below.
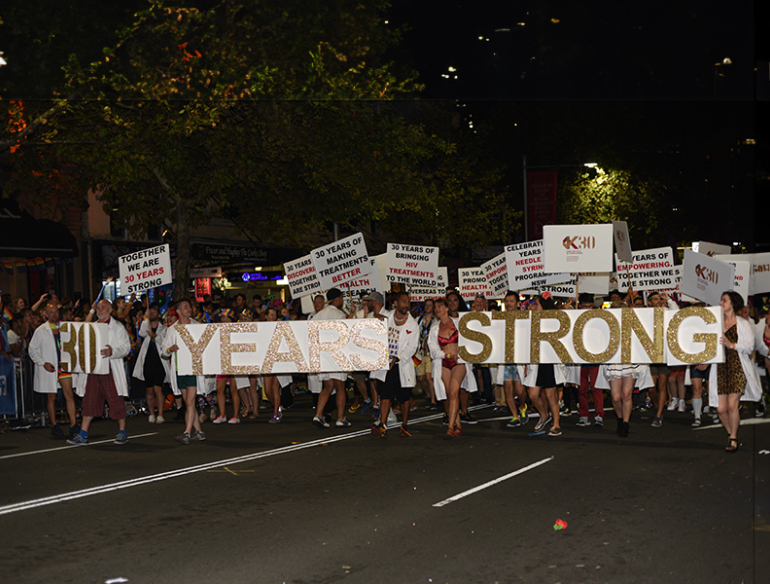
[562,236,596,250]
[695,264,718,284]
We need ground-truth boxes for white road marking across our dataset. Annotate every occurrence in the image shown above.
[0,408,492,517]
[692,418,770,430]
[0,433,159,460]
[432,456,554,508]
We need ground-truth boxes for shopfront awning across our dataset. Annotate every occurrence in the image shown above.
[0,203,79,258]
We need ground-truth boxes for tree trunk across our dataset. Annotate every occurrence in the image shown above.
[174,196,191,301]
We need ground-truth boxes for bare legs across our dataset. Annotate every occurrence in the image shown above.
[442,366,466,433]
[181,386,201,435]
[717,393,741,443]
[316,379,346,421]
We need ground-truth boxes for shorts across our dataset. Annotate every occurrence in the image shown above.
[690,364,711,379]
[57,369,72,382]
[377,366,413,404]
[415,354,432,377]
[350,371,368,383]
[177,374,197,389]
[503,365,521,383]
[82,374,126,419]
[318,372,346,382]
[649,364,671,377]
[535,364,556,388]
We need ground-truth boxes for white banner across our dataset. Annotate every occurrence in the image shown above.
[543,224,614,273]
[385,243,439,286]
[456,307,723,366]
[578,272,610,295]
[344,257,384,301]
[612,221,633,264]
[616,247,675,292]
[681,250,735,307]
[541,276,577,298]
[505,240,571,291]
[693,241,731,257]
[175,320,388,375]
[58,323,111,374]
[749,252,770,295]
[310,232,372,290]
[284,255,322,299]
[118,244,172,296]
[481,253,509,297]
[410,267,448,301]
[714,255,751,303]
[458,267,494,301]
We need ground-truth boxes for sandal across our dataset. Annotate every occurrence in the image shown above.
[348,403,361,413]
[725,438,740,453]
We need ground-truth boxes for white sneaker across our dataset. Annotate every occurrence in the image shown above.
[677,400,686,413]
[387,410,398,424]
[156,416,165,424]
[148,414,156,423]
[667,398,678,411]
[212,416,227,424]
[227,417,240,424]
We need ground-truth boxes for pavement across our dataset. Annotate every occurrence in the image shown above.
[1,397,768,584]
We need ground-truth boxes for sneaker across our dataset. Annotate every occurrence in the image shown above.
[115,431,127,445]
[703,405,711,415]
[69,424,81,437]
[379,426,388,439]
[644,398,653,410]
[576,416,590,427]
[506,416,522,428]
[156,416,165,424]
[335,418,351,428]
[212,416,227,424]
[667,398,678,411]
[593,415,604,428]
[534,413,553,432]
[148,414,156,423]
[560,407,571,417]
[51,424,65,438]
[399,427,411,438]
[227,417,240,424]
[174,407,186,420]
[371,407,380,419]
[361,399,373,415]
[678,400,687,413]
[651,416,662,428]
[442,413,449,425]
[312,415,330,428]
[429,402,439,411]
[192,430,206,442]
[519,404,529,425]
[691,417,702,428]
[67,433,88,445]
[269,413,281,424]
[387,409,397,424]
[175,432,191,445]
[370,422,381,436]
[548,427,563,437]
[712,413,720,425]
[460,412,478,424]
[619,421,630,438]
[755,397,766,418]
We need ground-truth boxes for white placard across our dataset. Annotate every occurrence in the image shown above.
[458,267,494,301]
[410,267,448,301]
[456,307,723,365]
[612,221,633,264]
[385,243,439,286]
[118,244,172,296]
[714,255,751,303]
[541,276,577,298]
[616,247,675,292]
[505,240,571,291]
[749,252,770,295]
[284,255,322,299]
[681,250,735,307]
[542,224,614,273]
[375,253,389,292]
[175,320,388,375]
[481,253,509,297]
[310,232,373,290]
[693,241,731,257]
[344,257,384,301]
[577,272,610,295]
[58,322,111,374]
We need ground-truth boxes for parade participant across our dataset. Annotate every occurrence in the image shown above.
[312,288,351,428]
[446,290,478,423]
[500,291,529,428]
[689,363,710,427]
[710,291,762,452]
[646,292,676,427]
[263,307,286,423]
[211,308,242,424]
[429,298,478,436]
[575,293,605,428]
[370,291,419,438]
[416,298,438,410]
[28,302,80,438]
[132,304,169,424]
[522,293,565,436]
[67,300,131,445]
[472,294,494,404]
[162,299,207,444]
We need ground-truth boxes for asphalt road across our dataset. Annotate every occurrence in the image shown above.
[1,397,768,584]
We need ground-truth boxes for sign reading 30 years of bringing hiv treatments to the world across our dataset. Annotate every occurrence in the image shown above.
[385,243,440,287]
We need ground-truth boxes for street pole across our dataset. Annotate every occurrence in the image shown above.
[522,155,528,242]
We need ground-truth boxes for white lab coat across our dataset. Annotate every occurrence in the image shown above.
[370,310,419,388]
[28,323,61,394]
[161,319,211,396]
[707,316,762,407]
[132,319,170,383]
[428,317,478,401]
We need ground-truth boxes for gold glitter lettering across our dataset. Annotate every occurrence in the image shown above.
[621,308,664,363]
[176,324,217,375]
[492,310,530,363]
[262,322,309,374]
[86,324,97,373]
[458,313,493,363]
[220,323,259,375]
[309,321,351,371]
[349,320,388,371]
[530,310,571,363]
[573,310,620,363]
[667,307,718,364]
[59,322,77,373]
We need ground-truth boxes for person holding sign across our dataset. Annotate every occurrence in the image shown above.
[211,309,242,424]
[710,292,762,452]
[67,300,131,445]
[132,304,169,424]
[28,302,80,438]
[312,289,352,429]
[501,292,529,428]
